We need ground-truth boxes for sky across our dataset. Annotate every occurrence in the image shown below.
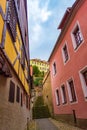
[27,0,76,61]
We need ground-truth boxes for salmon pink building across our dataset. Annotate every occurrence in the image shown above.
[49,0,87,128]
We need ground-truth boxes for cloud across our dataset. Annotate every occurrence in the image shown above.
[27,0,76,60]
[28,0,51,23]
[40,0,52,22]
[28,0,52,53]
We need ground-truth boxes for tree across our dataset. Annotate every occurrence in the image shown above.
[34,77,43,87]
[32,66,44,87]
[33,65,40,77]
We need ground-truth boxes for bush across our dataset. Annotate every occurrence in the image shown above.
[34,96,44,107]
[33,106,50,119]
[32,96,50,119]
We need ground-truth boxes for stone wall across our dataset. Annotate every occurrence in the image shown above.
[54,114,87,129]
[43,71,54,117]
[0,69,30,130]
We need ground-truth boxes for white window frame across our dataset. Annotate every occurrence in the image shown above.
[60,84,67,104]
[71,21,84,51]
[61,42,70,64]
[55,89,60,106]
[66,78,77,103]
[79,66,87,99]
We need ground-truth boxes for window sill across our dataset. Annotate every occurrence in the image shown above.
[62,102,67,105]
[64,59,68,63]
[74,40,83,50]
[57,104,60,106]
[70,100,77,104]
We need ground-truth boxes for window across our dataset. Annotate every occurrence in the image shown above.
[55,89,60,105]
[53,62,57,75]
[16,86,20,103]
[79,68,87,98]
[9,81,15,103]
[7,0,17,42]
[67,80,77,102]
[62,44,69,63]
[73,26,82,46]
[21,93,23,106]
[71,22,83,50]
[83,71,87,86]
[61,85,67,104]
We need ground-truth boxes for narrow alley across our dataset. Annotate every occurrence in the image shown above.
[35,118,58,130]
[0,0,87,130]
[29,118,85,130]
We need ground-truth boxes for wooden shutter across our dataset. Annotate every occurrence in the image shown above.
[9,81,15,103]
[21,93,23,106]
[16,86,20,103]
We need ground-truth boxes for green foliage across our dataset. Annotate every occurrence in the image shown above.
[33,80,39,86]
[34,77,43,87]
[32,96,50,119]
[40,71,44,77]
[32,66,44,87]
[34,96,44,107]
[33,106,50,119]
[33,65,40,77]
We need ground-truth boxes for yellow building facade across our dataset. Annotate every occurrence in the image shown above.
[0,0,30,130]
[42,71,54,116]
[30,59,49,73]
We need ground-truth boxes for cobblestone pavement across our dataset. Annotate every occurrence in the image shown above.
[29,118,87,130]
[36,118,58,130]
[50,118,86,130]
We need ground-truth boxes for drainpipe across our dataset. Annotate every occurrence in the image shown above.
[72,110,77,126]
